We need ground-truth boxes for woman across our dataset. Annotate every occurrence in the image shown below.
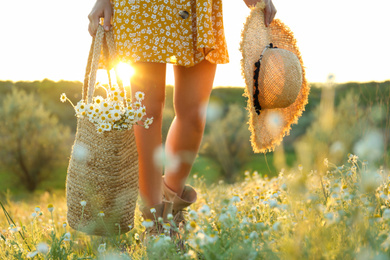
[88,0,276,237]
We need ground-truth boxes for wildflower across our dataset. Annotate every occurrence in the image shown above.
[249,231,259,239]
[111,110,122,121]
[142,219,154,228]
[134,233,140,240]
[383,209,390,220]
[324,158,329,167]
[128,224,132,230]
[27,251,38,258]
[150,208,156,214]
[144,117,154,128]
[189,221,197,229]
[135,91,145,101]
[100,101,110,111]
[189,210,198,220]
[272,222,281,231]
[231,195,241,203]
[63,222,67,228]
[167,213,173,220]
[207,233,218,243]
[60,93,67,103]
[98,243,106,253]
[163,223,171,231]
[298,164,303,171]
[198,204,211,216]
[9,225,20,233]
[98,211,105,217]
[63,232,71,241]
[94,96,103,105]
[80,200,87,207]
[35,206,41,212]
[37,242,49,254]
[348,154,358,164]
[31,212,37,218]
[47,204,54,213]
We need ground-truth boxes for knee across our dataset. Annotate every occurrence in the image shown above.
[144,101,164,120]
[175,103,207,133]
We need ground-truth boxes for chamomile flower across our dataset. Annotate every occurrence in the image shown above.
[47,204,54,213]
[135,91,145,101]
[97,243,106,253]
[142,219,154,228]
[60,93,67,103]
[93,96,103,105]
[80,201,87,207]
[100,101,110,111]
[133,101,142,109]
[111,110,122,121]
[98,211,105,217]
[75,100,86,112]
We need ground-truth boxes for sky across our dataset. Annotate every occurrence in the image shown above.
[0,0,389,87]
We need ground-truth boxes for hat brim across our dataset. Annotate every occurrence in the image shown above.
[240,2,310,153]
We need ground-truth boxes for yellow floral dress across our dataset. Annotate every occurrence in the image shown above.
[111,0,229,67]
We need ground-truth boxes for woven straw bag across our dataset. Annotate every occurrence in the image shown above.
[66,25,138,236]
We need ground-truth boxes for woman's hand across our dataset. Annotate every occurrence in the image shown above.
[243,0,277,27]
[88,0,113,37]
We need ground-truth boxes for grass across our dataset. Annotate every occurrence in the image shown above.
[1,154,390,259]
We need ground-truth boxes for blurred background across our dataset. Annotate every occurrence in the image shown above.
[0,0,389,198]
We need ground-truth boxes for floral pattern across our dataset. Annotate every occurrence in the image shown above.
[111,0,229,67]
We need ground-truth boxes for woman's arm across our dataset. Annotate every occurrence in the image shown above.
[243,0,277,27]
[88,0,113,36]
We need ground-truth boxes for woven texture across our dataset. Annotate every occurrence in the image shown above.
[240,1,310,153]
[66,25,139,236]
[259,48,302,109]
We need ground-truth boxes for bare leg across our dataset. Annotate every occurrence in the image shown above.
[130,62,166,207]
[164,60,217,196]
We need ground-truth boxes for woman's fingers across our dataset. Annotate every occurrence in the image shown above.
[242,0,277,27]
[88,0,113,37]
[264,0,277,27]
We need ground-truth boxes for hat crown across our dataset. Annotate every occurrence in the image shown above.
[258,48,302,109]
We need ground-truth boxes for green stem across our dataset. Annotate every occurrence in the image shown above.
[0,200,31,251]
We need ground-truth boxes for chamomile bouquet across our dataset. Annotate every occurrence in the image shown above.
[60,83,153,133]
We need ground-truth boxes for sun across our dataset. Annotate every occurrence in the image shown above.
[116,62,135,87]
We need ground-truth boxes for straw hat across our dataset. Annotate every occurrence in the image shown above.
[240,1,310,153]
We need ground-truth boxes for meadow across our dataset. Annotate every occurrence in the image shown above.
[0,79,390,259]
[1,155,390,259]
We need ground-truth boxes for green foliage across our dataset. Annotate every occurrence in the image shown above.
[200,104,252,183]
[1,156,389,259]
[0,89,71,192]
[294,89,376,171]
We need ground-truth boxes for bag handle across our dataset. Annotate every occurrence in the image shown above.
[82,25,126,105]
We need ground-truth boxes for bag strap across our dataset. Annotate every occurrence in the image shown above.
[82,25,127,105]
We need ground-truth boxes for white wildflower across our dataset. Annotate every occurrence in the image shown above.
[97,243,106,253]
[142,219,154,228]
[249,231,259,239]
[60,93,67,103]
[37,242,49,254]
[63,232,71,241]
[135,91,145,101]
[47,204,54,213]
[80,201,87,207]
[27,251,38,258]
[198,204,211,216]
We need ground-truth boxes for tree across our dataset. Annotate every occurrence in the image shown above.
[0,89,71,192]
[200,104,252,182]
